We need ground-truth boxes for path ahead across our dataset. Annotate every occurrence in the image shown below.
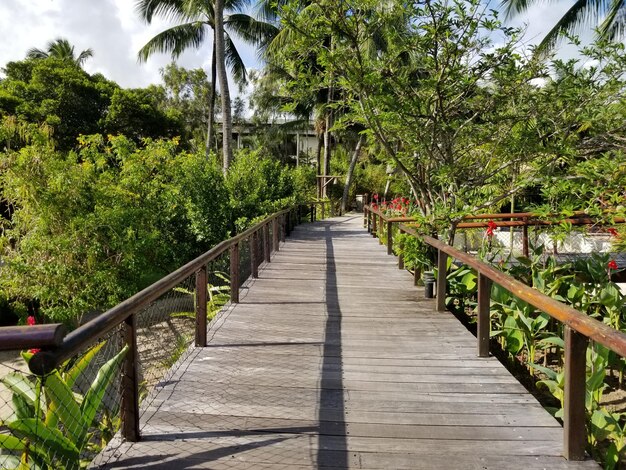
[94,215,598,469]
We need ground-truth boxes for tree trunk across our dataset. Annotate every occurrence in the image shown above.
[341,135,364,214]
[323,85,333,195]
[205,41,217,159]
[323,110,332,185]
[214,0,232,172]
[315,134,323,198]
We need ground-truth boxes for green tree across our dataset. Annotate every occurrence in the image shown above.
[26,37,94,67]
[275,0,552,238]
[0,134,229,325]
[0,58,113,150]
[160,63,214,148]
[103,86,183,142]
[502,0,626,53]
[136,0,277,170]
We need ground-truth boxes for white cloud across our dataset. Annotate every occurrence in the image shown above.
[0,0,261,94]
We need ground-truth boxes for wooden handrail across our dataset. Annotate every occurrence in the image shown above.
[364,203,626,460]
[364,204,624,227]
[400,224,626,357]
[0,324,66,351]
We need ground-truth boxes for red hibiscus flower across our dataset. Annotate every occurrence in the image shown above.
[608,260,618,270]
[608,228,619,237]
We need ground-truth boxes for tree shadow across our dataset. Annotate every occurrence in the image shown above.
[317,221,348,468]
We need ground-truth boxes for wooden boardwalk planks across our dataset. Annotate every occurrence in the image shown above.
[93,215,598,469]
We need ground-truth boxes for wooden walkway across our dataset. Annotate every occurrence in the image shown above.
[94,215,598,469]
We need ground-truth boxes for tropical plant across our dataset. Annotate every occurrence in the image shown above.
[172,271,231,322]
[502,0,626,53]
[136,0,277,168]
[26,38,93,67]
[0,344,128,469]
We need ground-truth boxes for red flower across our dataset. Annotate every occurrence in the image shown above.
[486,221,497,237]
[28,348,40,354]
[608,260,618,270]
[608,228,619,237]
[373,193,379,201]
[26,316,36,326]
[372,203,378,210]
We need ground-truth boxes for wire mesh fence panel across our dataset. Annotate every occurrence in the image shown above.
[206,254,232,321]
[238,238,252,287]
[0,325,126,470]
[135,275,196,407]
[453,225,614,259]
[255,230,264,270]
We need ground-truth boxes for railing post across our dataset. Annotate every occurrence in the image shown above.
[477,274,492,357]
[121,314,140,442]
[263,223,271,263]
[273,217,280,252]
[564,326,588,461]
[378,214,384,244]
[230,242,240,303]
[414,266,421,286]
[250,233,259,279]
[195,266,207,347]
[398,228,405,269]
[310,204,315,223]
[522,217,529,257]
[372,212,377,238]
[436,249,448,311]
[322,202,326,220]
[363,206,368,228]
[387,221,393,255]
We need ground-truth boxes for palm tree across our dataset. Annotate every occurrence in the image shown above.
[26,38,93,67]
[136,0,277,170]
[502,0,626,53]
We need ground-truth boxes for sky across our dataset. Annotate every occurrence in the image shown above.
[0,1,586,91]
[0,0,260,90]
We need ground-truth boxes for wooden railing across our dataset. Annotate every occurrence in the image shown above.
[364,204,625,258]
[364,204,626,460]
[0,201,331,443]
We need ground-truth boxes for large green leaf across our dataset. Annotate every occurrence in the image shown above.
[0,433,26,451]
[1,373,37,408]
[81,345,128,428]
[11,394,34,421]
[44,372,86,447]
[590,409,621,443]
[8,418,80,468]
[502,315,523,354]
[64,341,105,389]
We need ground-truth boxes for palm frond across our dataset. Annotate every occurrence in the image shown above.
[135,0,192,23]
[138,22,208,62]
[225,13,279,48]
[26,48,48,60]
[599,0,626,39]
[535,0,608,53]
[75,49,94,66]
[501,0,536,19]
[224,33,247,84]
[225,0,254,14]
